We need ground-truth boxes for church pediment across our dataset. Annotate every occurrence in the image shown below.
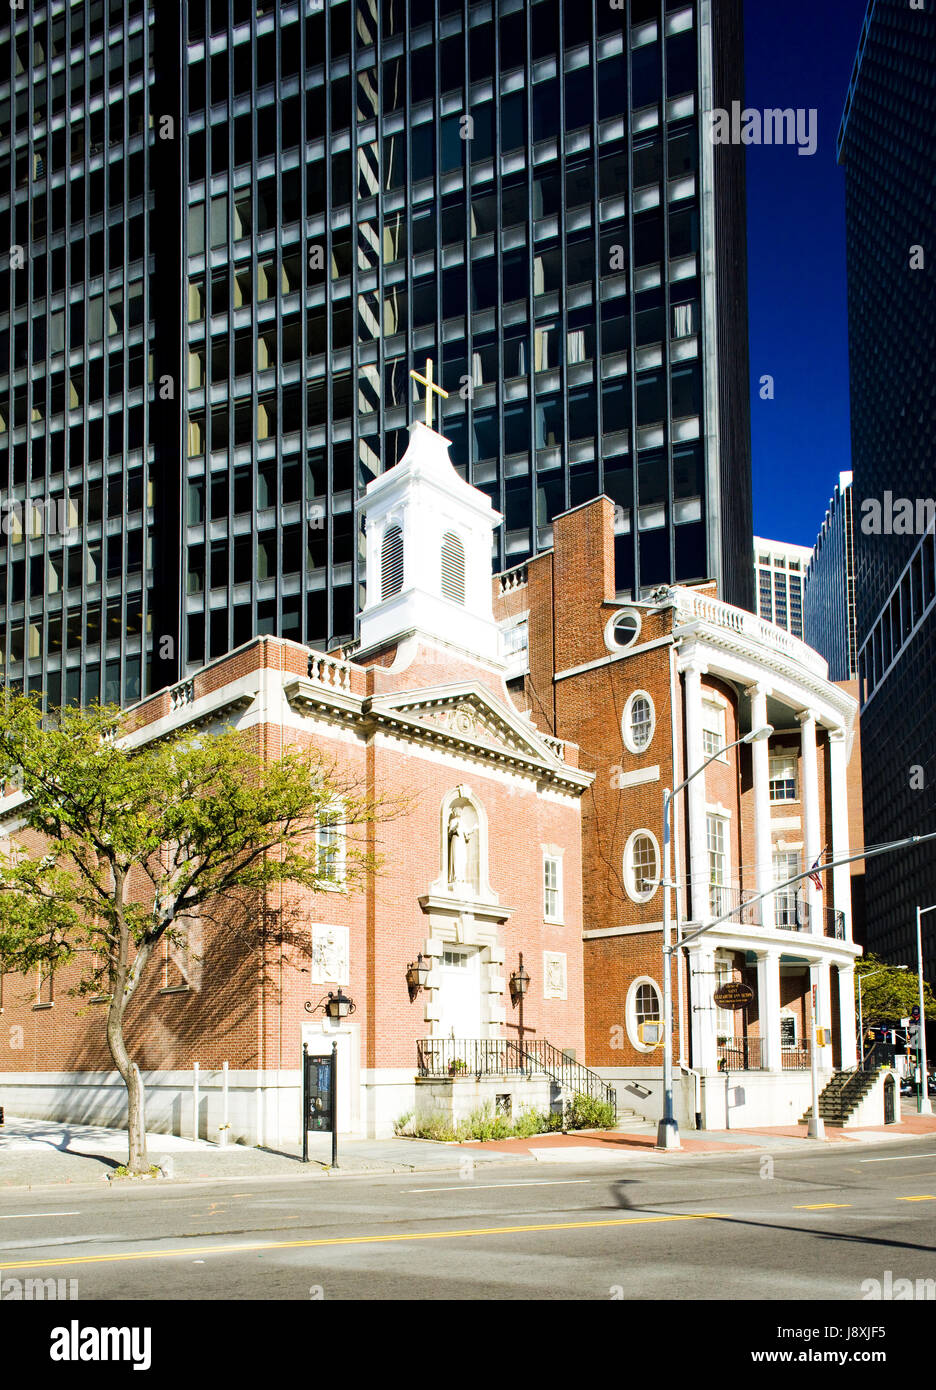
[364,683,585,782]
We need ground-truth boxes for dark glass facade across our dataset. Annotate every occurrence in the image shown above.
[0,0,753,709]
[838,0,936,979]
[803,474,857,683]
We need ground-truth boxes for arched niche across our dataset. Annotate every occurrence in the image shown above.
[433,784,497,906]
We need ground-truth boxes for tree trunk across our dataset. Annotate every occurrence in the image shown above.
[106,992,149,1173]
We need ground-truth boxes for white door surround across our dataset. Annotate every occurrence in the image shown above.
[437,945,483,1038]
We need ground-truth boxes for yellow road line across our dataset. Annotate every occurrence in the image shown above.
[0,1211,728,1272]
[897,1194,936,1202]
[794,1203,852,1210]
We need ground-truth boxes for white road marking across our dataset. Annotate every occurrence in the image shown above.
[0,1211,80,1220]
[859,1152,936,1163]
[406,1179,594,1193]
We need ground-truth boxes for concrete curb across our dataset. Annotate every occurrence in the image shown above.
[0,1123,932,1195]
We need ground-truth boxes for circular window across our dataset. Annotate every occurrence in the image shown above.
[624,829,660,903]
[604,608,642,653]
[622,690,655,754]
[626,976,664,1052]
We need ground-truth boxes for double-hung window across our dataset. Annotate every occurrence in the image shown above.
[701,700,725,758]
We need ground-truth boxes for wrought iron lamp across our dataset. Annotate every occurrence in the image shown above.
[406,953,431,1002]
[305,989,355,1020]
[509,954,530,1007]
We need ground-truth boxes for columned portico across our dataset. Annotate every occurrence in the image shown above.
[746,682,774,930]
[755,947,783,1070]
[797,709,822,932]
[681,659,710,923]
[827,729,852,941]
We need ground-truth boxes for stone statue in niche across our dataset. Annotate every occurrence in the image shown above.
[446,800,479,894]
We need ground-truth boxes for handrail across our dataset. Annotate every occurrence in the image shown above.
[416,1037,616,1110]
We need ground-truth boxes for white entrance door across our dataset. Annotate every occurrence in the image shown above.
[438,946,483,1039]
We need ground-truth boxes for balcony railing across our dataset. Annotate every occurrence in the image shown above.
[671,585,828,678]
[707,885,846,939]
[717,1038,811,1071]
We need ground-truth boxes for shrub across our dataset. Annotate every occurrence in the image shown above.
[393,1094,617,1141]
[566,1093,617,1130]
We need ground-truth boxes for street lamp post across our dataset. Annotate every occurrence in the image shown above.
[915,905,934,1116]
[657,723,773,1150]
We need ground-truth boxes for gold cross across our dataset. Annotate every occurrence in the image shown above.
[409,357,449,430]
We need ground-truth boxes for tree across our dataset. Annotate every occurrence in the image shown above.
[0,696,382,1174]
[854,953,936,1030]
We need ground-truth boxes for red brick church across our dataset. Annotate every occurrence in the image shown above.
[0,414,866,1140]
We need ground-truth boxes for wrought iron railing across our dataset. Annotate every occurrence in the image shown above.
[716,1038,811,1071]
[416,1037,616,1110]
[708,886,845,939]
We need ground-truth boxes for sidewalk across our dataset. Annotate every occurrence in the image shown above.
[1,1112,934,1191]
[0,1116,529,1189]
[460,1112,936,1161]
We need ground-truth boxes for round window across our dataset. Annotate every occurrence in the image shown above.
[626,976,664,1052]
[624,829,660,902]
[605,608,642,652]
[623,690,655,753]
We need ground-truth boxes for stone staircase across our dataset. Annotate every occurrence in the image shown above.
[612,1105,658,1135]
[799,1068,878,1127]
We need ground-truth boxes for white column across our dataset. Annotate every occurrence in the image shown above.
[756,948,783,1071]
[746,682,774,930]
[815,958,834,1071]
[837,962,858,1069]
[827,729,852,941]
[682,660,709,923]
[689,942,718,1072]
[797,709,822,934]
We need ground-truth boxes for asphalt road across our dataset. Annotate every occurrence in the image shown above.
[1,1137,934,1302]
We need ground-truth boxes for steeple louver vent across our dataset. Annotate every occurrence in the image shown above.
[381,525,404,600]
[440,532,466,605]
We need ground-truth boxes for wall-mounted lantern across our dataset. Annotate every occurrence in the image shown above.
[406,953,432,1002]
[305,989,355,1021]
[509,954,530,1007]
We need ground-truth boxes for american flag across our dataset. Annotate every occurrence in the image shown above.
[808,851,825,893]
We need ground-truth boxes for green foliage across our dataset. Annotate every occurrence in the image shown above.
[0,694,381,990]
[0,693,388,1171]
[394,1093,618,1141]
[566,1093,617,1130]
[855,953,936,1027]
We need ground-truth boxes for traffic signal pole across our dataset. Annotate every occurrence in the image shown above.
[915,905,933,1116]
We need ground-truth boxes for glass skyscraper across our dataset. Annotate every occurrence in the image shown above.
[803,471,857,685]
[838,0,936,977]
[0,0,753,709]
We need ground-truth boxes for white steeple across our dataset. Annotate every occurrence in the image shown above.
[357,419,504,663]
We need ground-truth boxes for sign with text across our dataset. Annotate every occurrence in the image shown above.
[713,981,754,1010]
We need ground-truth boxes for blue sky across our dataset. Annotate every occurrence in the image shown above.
[744,0,868,546]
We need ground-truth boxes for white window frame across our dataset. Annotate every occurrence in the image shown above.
[706,813,728,917]
[315,802,346,887]
[701,698,726,760]
[543,851,563,924]
[773,849,800,928]
[623,828,660,903]
[604,607,642,653]
[769,753,798,803]
[626,976,663,1052]
[622,689,656,754]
